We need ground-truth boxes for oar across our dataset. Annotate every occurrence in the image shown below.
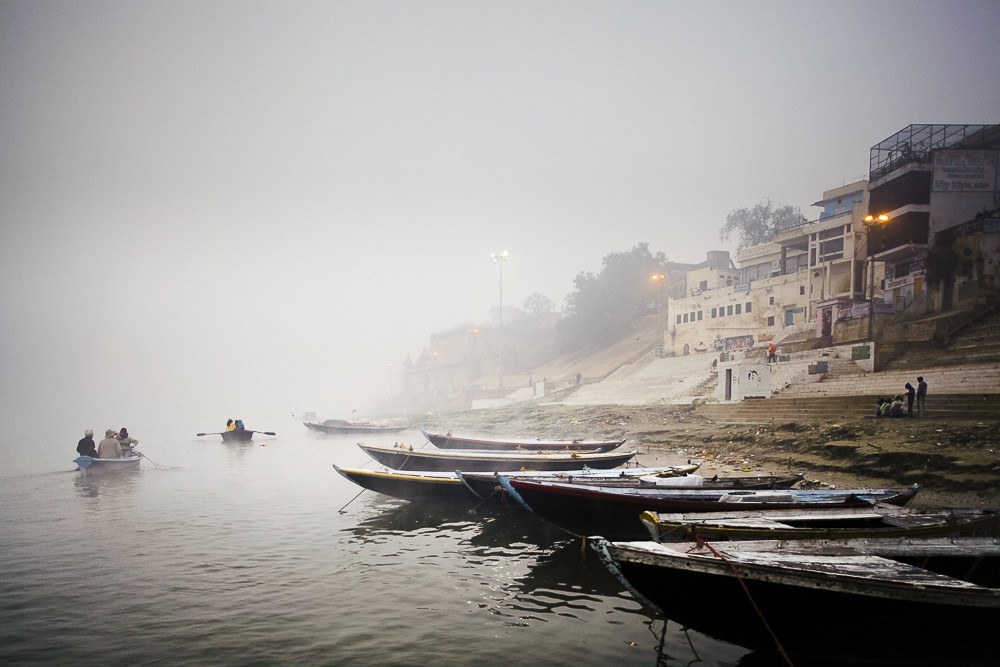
[253,431,276,436]
[139,451,170,470]
[196,432,224,437]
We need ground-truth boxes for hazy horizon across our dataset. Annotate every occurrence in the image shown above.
[2,1,998,439]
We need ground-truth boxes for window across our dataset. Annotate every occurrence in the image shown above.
[769,296,775,305]
[683,313,689,323]
[676,314,682,325]
[718,308,724,319]
[735,304,742,315]
[727,305,733,316]
[746,302,752,313]
[767,316,775,326]
[800,286,805,295]
[697,311,703,321]
[699,280,708,291]
[711,307,717,318]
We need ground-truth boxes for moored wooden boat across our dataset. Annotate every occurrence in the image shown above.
[333,466,472,503]
[74,454,142,476]
[456,465,701,499]
[641,505,1000,541]
[357,443,638,472]
[500,476,921,540]
[422,430,625,452]
[306,419,408,435]
[457,470,800,501]
[591,536,1000,665]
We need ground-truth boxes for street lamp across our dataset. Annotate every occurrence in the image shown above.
[491,250,510,387]
[863,213,890,367]
[650,273,666,316]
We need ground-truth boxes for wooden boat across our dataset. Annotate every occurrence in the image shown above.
[197,429,276,442]
[499,476,921,540]
[457,470,800,501]
[332,464,704,505]
[422,430,625,452]
[74,454,142,475]
[591,536,1000,665]
[357,442,638,472]
[306,419,408,435]
[333,466,473,503]
[641,505,1000,541]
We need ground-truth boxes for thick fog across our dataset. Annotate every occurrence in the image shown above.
[2,2,998,439]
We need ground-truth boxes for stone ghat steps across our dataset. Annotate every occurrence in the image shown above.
[694,393,1000,423]
[776,363,1000,398]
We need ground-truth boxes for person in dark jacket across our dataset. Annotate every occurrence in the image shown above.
[916,376,928,417]
[904,382,916,417]
[76,429,98,457]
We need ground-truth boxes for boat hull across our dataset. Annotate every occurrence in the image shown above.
[456,466,703,499]
[333,466,473,503]
[221,430,254,442]
[423,430,625,452]
[306,421,407,435]
[74,455,142,475]
[642,507,1000,541]
[504,478,920,539]
[595,538,1000,665]
[357,444,637,472]
[457,470,799,501]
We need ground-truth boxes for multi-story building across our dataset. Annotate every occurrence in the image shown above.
[867,124,1000,315]
[664,181,871,355]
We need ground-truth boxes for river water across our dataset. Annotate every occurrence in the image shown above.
[1,422,760,666]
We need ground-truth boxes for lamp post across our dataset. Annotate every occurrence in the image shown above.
[863,213,890,368]
[651,273,666,316]
[491,250,510,387]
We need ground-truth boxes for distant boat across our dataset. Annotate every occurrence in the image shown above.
[500,477,921,539]
[422,430,626,452]
[592,536,1000,665]
[74,454,142,476]
[196,429,276,442]
[357,442,638,472]
[640,505,1000,541]
[305,419,408,435]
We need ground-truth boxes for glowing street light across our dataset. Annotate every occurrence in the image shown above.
[491,251,510,387]
[650,273,666,316]
[863,213,891,366]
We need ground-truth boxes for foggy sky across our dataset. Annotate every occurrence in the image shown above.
[2,1,999,438]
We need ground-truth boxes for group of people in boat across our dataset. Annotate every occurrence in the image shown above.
[76,427,139,459]
[225,419,245,431]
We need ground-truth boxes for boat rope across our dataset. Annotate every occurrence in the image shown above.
[466,487,500,515]
[337,488,366,514]
[693,535,795,667]
[588,538,666,616]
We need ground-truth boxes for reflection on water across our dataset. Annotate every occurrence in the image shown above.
[2,431,755,667]
[73,468,139,499]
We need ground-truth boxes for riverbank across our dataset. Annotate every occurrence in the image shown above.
[417,403,1000,508]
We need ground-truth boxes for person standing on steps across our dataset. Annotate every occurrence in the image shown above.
[904,382,916,417]
[916,376,928,418]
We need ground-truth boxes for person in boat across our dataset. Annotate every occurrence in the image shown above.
[235,419,245,430]
[76,429,98,458]
[225,419,236,432]
[97,429,123,459]
[116,427,138,453]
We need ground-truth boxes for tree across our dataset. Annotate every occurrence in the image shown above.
[522,292,555,315]
[557,243,668,352]
[720,198,804,251]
